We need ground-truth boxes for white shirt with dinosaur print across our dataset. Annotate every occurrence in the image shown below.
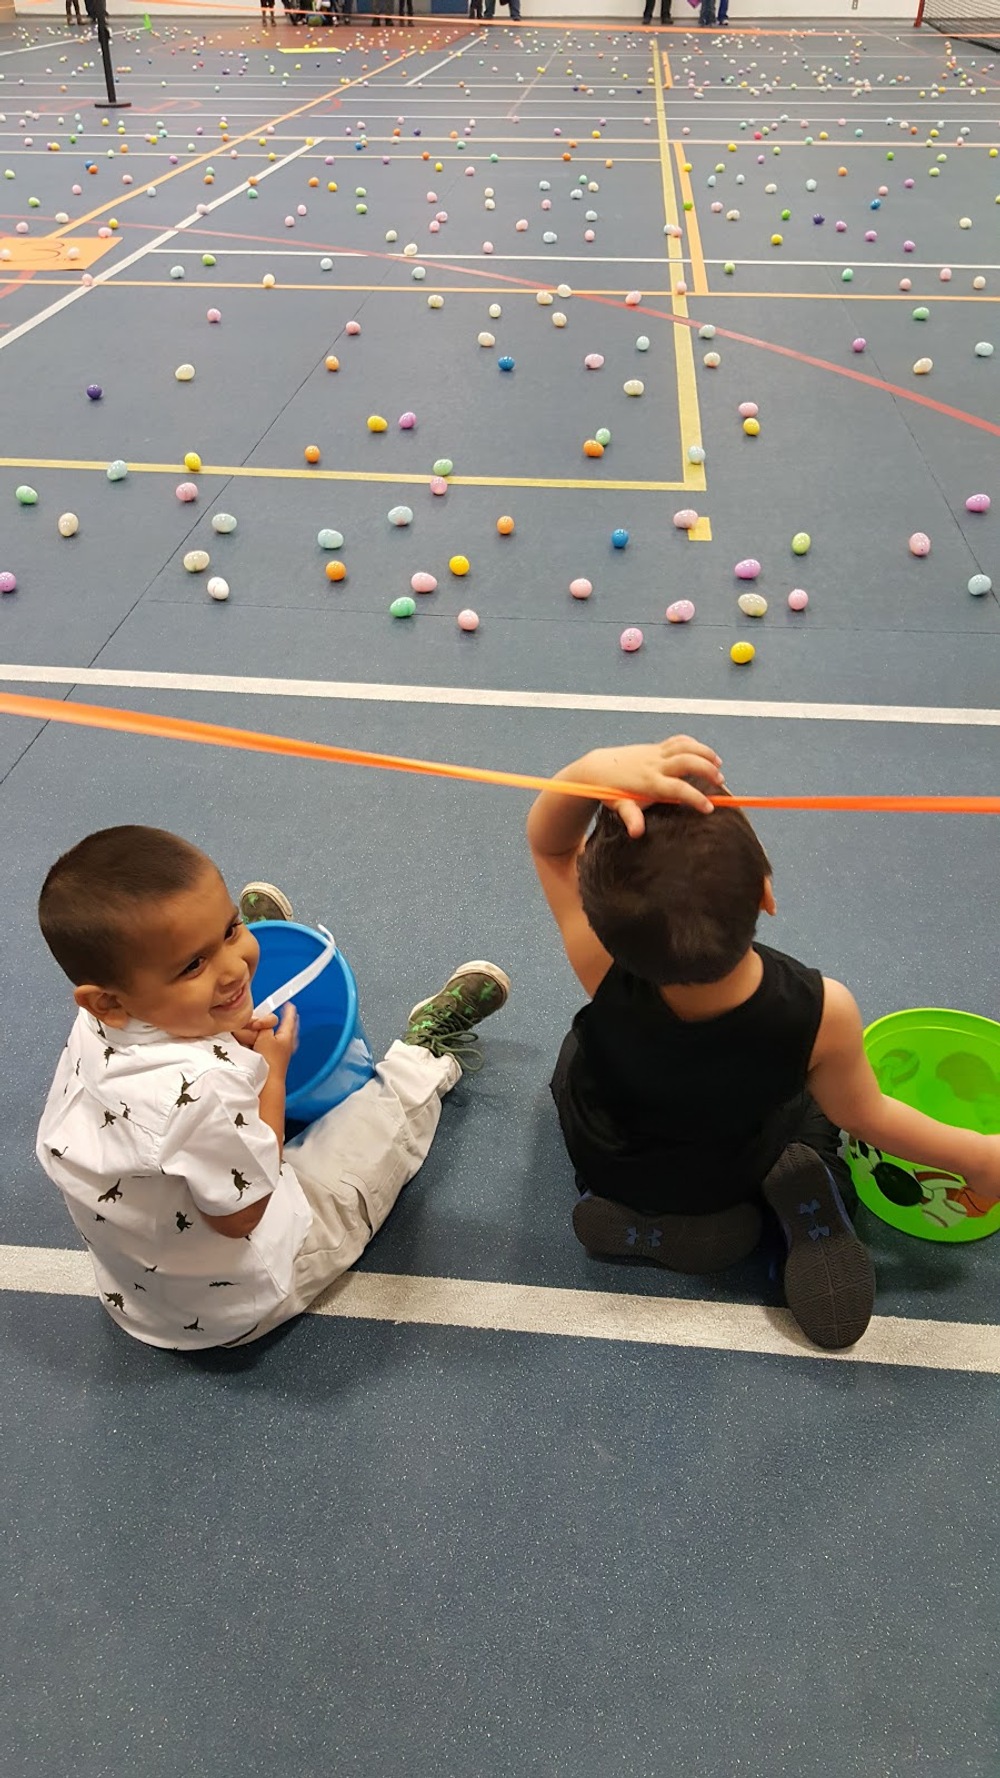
[37,1010,313,1349]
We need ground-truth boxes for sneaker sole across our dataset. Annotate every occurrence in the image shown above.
[239,882,294,922]
[572,1193,762,1274]
[763,1143,875,1350]
[407,960,511,1025]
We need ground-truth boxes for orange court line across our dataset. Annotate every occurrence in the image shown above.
[50,45,425,239]
[3,692,1000,817]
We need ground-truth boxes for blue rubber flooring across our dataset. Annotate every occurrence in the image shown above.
[2,13,1000,1777]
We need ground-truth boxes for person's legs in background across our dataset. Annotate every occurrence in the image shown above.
[699,0,716,22]
[717,0,729,21]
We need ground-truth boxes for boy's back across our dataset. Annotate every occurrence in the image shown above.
[38,1010,310,1349]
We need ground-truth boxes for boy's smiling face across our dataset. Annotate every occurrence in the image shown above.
[75,864,261,1040]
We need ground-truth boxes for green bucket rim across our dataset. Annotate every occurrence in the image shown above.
[846,1005,1000,1243]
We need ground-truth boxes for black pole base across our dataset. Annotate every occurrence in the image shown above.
[93,98,132,106]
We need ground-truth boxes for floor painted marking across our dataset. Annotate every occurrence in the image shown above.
[3,665,1000,731]
[1,1247,997,1375]
[0,458,687,492]
[0,142,313,356]
[653,49,704,496]
[0,34,75,56]
[404,37,485,86]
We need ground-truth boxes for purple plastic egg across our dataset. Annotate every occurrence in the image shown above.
[86,383,103,401]
[903,239,915,252]
[398,411,416,429]
[666,599,695,623]
[864,229,877,242]
[852,338,866,352]
[966,493,991,513]
[619,626,644,652]
[735,558,762,580]
[904,177,914,188]
[835,220,847,232]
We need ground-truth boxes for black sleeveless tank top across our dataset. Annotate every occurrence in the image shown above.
[562,943,825,1197]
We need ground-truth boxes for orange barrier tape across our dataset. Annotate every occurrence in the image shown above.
[1,690,999,814]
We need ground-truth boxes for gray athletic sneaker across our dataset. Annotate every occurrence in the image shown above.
[403,960,510,1071]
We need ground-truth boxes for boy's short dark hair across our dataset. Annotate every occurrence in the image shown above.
[577,781,772,986]
[39,826,211,987]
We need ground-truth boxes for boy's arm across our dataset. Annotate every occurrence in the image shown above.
[203,1006,298,1237]
[810,980,1000,1196]
[526,739,723,996]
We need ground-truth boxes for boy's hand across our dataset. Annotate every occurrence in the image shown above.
[251,1003,299,1078]
[584,737,724,837]
[231,1011,277,1051]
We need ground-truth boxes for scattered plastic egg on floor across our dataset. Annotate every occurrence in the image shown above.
[86,383,103,402]
[735,558,761,579]
[611,528,630,550]
[457,609,480,631]
[969,573,992,595]
[730,641,756,664]
[666,600,695,623]
[791,532,811,556]
[107,461,128,482]
[390,596,416,619]
[913,357,933,375]
[398,412,416,430]
[183,549,210,573]
[176,482,198,503]
[738,592,768,617]
[703,351,721,369]
[623,378,645,395]
[738,401,758,419]
[585,353,604,369]
[478,331,496,348]
[57,513,79,538]
[15,485,38,505]
[673,509,699,530]
[430,477,449,496]
[213,513,238,535]
[207,576,229,602]
[570,578,593,600]
[450,555,470,576]
[966,493,991,513]
[498,355,515,372]
[367,415,388,432]
[175,363,195,382]
[326,561,347,584]
[625,291,642,307]
[0,571,16,594]
[852,338,866,353]
[412,572,437,594]
[688,444,706,464]
[619,627,644,652]
[909,532,931,556]
[788,588,809,611]
[975,341,994,357]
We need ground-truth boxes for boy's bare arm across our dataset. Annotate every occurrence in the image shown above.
[526,739,723,996]
[198,1005,298,1239]
[809,980,1000,1196]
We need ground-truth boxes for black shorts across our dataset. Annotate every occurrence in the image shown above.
[550,1031,852,1218]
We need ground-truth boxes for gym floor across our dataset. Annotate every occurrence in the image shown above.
[1,10,999,1775]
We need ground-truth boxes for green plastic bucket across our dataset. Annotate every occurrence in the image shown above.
[845,1007,1000,1243]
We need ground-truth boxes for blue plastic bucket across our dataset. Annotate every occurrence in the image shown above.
[249,920,375,1124]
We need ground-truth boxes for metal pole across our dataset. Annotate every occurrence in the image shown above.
[92,0,131,109]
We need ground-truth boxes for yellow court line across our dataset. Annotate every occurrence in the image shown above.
[0,457,688,493]
[653,50,705,496]
[687,516,712,542]
[672,141,708,300]
[48,48,419,240]
[681,290,1000,303]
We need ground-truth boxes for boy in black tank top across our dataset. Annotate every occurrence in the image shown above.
[528,737,1000,1350]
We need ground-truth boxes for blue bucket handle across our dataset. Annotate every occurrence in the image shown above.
[253,924,338,1018]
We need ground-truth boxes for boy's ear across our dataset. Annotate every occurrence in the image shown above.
[761,877,777,917]
[74,985,130,1028]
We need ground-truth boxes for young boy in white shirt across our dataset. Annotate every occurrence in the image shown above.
[36,826,509,1350]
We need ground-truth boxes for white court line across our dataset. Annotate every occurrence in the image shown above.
[1,1246,997,1373]
[404,36,484,86]
[0,34,75,57]
[0,139,314,356]
[3,663,1000,730]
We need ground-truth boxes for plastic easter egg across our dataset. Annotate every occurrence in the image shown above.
[909,532,931,556]
[388,505,413,527]
[106,460,128,482]
[478,332,496,348]
[0,571,16,593]
[619,627,644,652]
[738,401,759,419]
[367,415,388,432]
[975,341,994,357]
[498,355,515,372]
[969,574,992,595]
[176,482,198,503]
[15,485,38,505]
[496,516,515,535]
[611,529,629,550]
[738,591,768,617]
[570,578,593,600]
[457,609,479,631]
[966,493,991,513]
[688,445,706,464]
[411,573,437,594]
[743,418,760,436]
[623,378,645,396]
[852,338,866,353]
[183,549,210,572]
[398,412,416,430]
[450,555,470,576]
[730,641,756,664]
[666,600,695,623]
[175,363,195,381]
[584,353,605,370]
[390,596,416,619]
[317,528,344,550]
[325,561,347,584]
[787,587,809,611]
[673,509,699,530]
[791,532,811,555]
[207,576,229,602]
[913,357,933,375]
[735,558,761,579]
[58,513,79,538]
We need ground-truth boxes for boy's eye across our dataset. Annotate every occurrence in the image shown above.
[180,957,204,978]
[226,917,244,939]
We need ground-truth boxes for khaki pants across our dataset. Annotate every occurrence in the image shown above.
[242,1041,460,1340]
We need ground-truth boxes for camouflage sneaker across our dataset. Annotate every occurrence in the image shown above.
[403,961,510,1072]
[238,882,294,924]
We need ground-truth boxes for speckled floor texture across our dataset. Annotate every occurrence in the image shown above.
[1,10,999,1777]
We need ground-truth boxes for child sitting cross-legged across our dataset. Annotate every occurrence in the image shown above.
[528,736,1000,1349]
[37,827,509,1350]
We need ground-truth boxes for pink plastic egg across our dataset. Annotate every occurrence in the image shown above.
[175,482,198,502]
[835,220,847,232]
[940,267,952,282]
[966,493,991,513]
[735,558,762,580]
[787,587,809,611]
[899,277,912,292]
[673,508,699,529]
[619,626,644,651]
[345,320,361,336]
[411,572,438,593]
[904,178,914,188]
[852,338,866,352]
[429,476,448,496]
[398,411,416,429]
[738,401,759,418]
[909,532,931,556]
[0,571,16,594]
[903,239,915,252]
[666,599,695,623]
[864,230,877,242]
[584,353,605,370]
[457,608,480,631]
[428,220,440,233]
[569,578,593,599]
[515,218,528,231]
[207,308,222,323]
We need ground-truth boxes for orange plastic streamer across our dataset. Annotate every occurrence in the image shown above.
[1,690,999,814]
